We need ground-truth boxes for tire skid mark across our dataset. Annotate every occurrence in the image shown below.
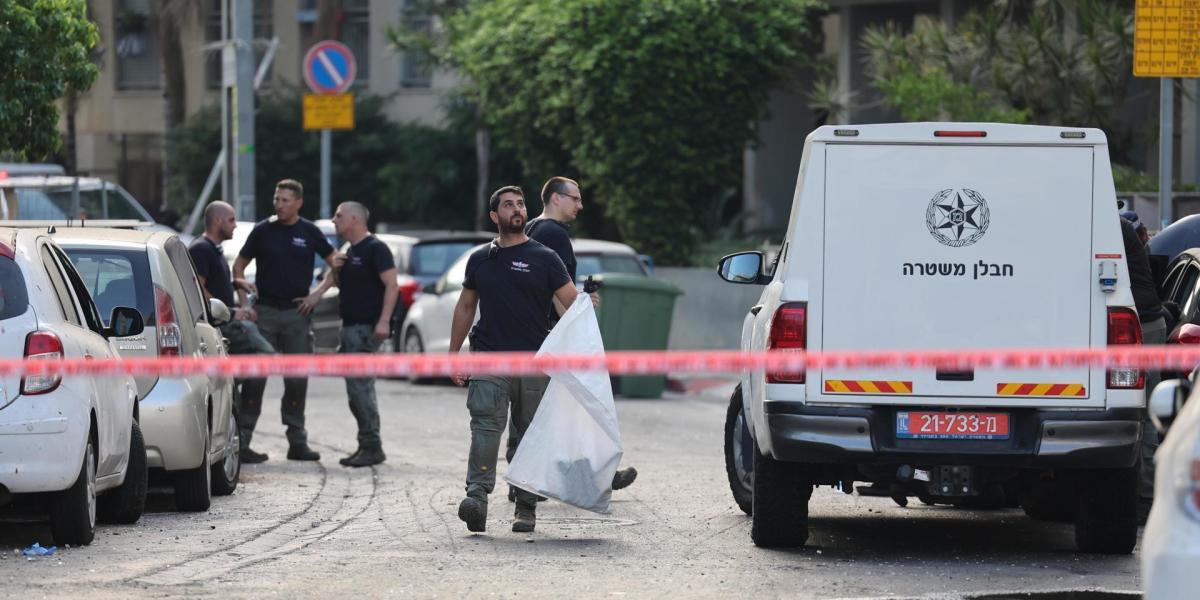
[131,434,378,586]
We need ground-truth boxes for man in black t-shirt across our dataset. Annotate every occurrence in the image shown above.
[450,185,579,534]
[322,201,398,468]
[525,176,638,494]
[233,179,340,462]
[189,201,275,463]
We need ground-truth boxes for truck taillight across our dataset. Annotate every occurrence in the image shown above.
[767,303,807,384]
[22,330,63,395]
[155,284,181,357]
[1107,307,1143,389]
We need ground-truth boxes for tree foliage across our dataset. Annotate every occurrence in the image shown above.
[0,0,99,160]
[443,0,821,264]
[169,88,509,229]
[861,0,1136,156]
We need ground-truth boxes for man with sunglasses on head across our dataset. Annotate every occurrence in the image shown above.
[449,185,579,534]
[523,176,638,496]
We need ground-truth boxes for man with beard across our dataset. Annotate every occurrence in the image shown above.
[450,185,578,534]
[189,201,274,462]
[521,176,638,495]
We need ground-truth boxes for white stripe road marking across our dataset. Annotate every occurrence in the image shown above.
[316,50,344,87]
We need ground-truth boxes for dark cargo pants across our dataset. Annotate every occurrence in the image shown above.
[221,319,275,452]
[246,304,314,449]
[338,324,383,451]
[465,375,548,508]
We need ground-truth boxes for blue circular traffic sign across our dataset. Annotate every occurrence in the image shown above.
[303,40,357,95]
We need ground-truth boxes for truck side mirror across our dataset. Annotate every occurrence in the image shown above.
[717,251,769,284]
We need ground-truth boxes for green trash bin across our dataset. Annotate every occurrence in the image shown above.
[592,273,682,398]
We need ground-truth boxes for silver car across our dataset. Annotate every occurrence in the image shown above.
[57,228,238,512]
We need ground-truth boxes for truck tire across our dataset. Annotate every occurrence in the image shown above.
[723,386,753,515]
[174,431,212,512]
[1074,466,1138,554]
[97,420,148,524]
[50,437,97,546]
[750,446,812,548]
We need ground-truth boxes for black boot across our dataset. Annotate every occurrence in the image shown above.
[343,448,386,467]
[287,445,320,461]
[240,448,269,464]
[612,467,638,490]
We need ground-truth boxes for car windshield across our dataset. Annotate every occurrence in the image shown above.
[10,186,146,220]
[576,253,646,278]
[63,248,155,327]
[0,258,29,321]
[411,241,480,278]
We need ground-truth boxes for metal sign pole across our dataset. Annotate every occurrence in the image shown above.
[320,129,332,219]
[1160,78,1175,230]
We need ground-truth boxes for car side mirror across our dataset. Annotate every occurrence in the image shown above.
[718,251,769,284]
[208,298,232,326]
[106,306,145,338]
[1149,378,1190,433]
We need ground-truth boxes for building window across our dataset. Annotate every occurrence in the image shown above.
[342,0,370,86]
[401,0,432,88]
[205,0,274,89]
[115,0,160,89]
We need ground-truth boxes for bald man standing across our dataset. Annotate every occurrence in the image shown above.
[189,201,275,463]
[323,201,398,467]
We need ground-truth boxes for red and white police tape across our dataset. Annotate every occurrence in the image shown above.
[8,346,1200,378]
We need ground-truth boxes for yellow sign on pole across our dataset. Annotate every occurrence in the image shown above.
[1134,0,1200,78]
[303,93,355,130]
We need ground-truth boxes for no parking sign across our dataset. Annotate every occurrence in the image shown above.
[303,40,357,94]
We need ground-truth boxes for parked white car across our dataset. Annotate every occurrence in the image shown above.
[57,228,239,512]
[1143,376,1200,600]
[399,238,648,359]
[0,228,147,545]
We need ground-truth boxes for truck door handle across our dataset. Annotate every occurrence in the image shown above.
[750,305,763,316]
[936,369,974,381]
[199,342,208,352]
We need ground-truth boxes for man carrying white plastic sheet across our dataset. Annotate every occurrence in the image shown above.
[505,293,623,514]
[449,186,580,534]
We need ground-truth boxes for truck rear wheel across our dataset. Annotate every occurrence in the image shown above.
[723,386,753,515]
[750,447,812,548]
[1074,466,1138,554]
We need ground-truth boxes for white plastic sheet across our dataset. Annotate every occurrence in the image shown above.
[504,294,622,514]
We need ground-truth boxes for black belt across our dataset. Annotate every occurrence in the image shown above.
[256,295,298,309]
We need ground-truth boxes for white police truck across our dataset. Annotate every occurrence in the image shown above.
[720,123,1145,553]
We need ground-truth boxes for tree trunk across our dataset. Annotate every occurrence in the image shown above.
[475,127,491,231]
[64,90,78,175]
[314,0,340,41]
[154,3,188,216]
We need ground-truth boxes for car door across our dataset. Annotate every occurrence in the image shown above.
[165,238,228,455]
[45,244,133,477]
[423,257,470,353]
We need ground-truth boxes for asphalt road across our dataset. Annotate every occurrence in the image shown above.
[0,377,1143,598]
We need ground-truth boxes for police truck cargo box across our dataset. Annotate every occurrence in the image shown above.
[718,123,1143,554]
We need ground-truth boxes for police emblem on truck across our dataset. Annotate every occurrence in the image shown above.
[926,188,990,247]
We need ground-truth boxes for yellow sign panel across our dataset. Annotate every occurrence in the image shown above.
[1134,0,1200,77]
[303,93,355,130]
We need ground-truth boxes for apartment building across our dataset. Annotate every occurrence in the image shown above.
[66,0,452,210]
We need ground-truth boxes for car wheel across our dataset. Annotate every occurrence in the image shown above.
[174,427,212,512]
[404,328,430,385]
[50,436,97,546]
[723,386,753,515]
[1074,466,1138,554]
[211,405,240,496]
[750,445,812,548]
[97,420,148,524]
